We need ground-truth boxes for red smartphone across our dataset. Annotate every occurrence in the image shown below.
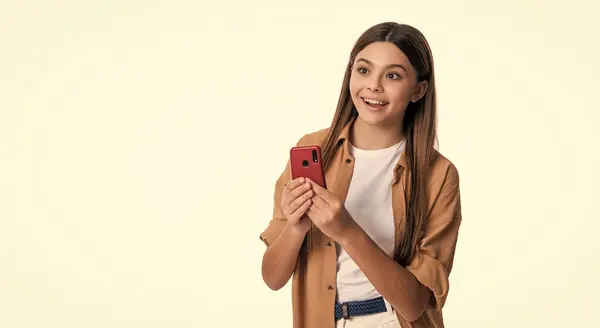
[290,145,327,189]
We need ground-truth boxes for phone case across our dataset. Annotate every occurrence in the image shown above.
[290,145,327,189]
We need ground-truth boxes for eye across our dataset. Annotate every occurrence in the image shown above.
[356,67,368,74]
[387,72,402,80]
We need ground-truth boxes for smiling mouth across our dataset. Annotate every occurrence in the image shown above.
[361,97,389,110]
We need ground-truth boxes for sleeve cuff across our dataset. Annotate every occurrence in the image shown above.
[406,251,450,311]
[259,219,287,247]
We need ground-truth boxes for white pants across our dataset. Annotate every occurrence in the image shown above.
[335,299,400,328]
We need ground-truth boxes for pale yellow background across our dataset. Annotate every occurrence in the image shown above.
[1,0,599,327]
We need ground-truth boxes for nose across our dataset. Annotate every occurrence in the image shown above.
[366,76,383,92]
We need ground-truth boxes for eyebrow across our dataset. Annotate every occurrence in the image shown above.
[356,57,407,73]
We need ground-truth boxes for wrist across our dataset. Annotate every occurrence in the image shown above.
[337,220,363,248]
[284,221,310,238]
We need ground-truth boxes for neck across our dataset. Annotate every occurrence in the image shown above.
[350,116,404,150]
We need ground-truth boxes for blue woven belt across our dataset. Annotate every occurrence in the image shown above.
[334,296,387,320]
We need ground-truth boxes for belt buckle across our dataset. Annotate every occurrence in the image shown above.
[341,302,349,319]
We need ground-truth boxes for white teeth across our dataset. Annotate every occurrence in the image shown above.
[363,98,387,105]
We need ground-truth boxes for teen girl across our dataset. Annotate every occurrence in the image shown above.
[260,22,462,328]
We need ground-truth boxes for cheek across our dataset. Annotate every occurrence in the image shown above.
[348,76,359,95]
[390,92,409,104]
[387,84,413,104]
[348,78,361,102]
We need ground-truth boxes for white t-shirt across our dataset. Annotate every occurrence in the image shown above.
[336,139,405,303]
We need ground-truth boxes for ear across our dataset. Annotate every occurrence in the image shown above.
[411,80,428,103]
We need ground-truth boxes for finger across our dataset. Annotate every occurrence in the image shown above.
[291,196,312,218]
[288,189,314,215]
[289,181,311,200]
[286,177,306,192]
[310,194,327,210]
[282,179,310,205]
[282,184,311,210]
[307,178,335,204]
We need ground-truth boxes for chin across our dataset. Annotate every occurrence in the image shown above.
[355,109,389,126]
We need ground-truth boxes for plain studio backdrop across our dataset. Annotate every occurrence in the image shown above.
[1,0,599,327]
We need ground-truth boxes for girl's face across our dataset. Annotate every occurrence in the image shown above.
[349,41,427,129]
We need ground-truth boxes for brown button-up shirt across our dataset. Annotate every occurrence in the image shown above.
[260,118,462,328]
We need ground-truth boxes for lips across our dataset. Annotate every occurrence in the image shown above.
[361,97,389,111]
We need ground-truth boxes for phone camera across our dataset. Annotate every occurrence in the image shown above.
[312,150,318,163]
[302,160,309,167]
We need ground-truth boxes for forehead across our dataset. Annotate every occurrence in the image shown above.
[354,41,411,67]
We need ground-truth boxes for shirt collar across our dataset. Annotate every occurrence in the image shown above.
[334,115,407,168]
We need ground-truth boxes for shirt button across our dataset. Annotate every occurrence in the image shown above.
[327,285,334,290]
[326,242,332,246]
[345,159,352,163]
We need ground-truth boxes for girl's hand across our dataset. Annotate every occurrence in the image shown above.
[305,179,357,243]
[280,177,313,233]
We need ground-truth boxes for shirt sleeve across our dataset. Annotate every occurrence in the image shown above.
[405,163,462,311]
[258,158,292,247]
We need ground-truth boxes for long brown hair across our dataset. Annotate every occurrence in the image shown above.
[320,22,437,268]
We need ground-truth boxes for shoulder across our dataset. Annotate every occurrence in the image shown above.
[427,149,462,219]
[294,127,331,147]
[429,149,460,189]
